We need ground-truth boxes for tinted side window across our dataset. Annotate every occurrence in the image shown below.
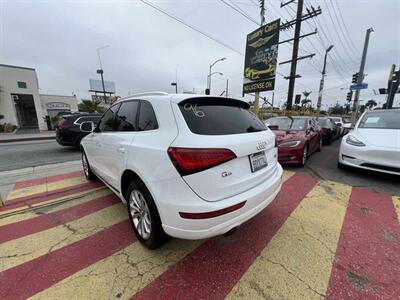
[98,104,120,132]
[138,101,158,131]
[116,101,139,131]
[80,116,101,124]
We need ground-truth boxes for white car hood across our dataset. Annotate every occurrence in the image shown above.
[357,129,400,149]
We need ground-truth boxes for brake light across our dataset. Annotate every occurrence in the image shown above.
[57,119,68,131]
[168,147,236,176]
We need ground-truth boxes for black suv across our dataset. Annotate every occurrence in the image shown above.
[56,114,101,147]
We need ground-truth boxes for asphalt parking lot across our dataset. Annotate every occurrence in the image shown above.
[0,141,399,299]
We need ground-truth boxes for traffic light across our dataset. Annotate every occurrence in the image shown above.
[346,91,352,101]
[391,70,399,81]
[351,73,359,84]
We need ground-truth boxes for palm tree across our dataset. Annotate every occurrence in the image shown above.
[301,91,312,109]
[365,99,377,110]
[78,99,105,113]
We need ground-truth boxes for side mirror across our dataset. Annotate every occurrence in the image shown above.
[268,125,279,131]
[80,121,94,133]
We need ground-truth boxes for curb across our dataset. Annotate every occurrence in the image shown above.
[0,136,55,144]
[0,160,82,178]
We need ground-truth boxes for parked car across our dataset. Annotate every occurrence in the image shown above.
[266,116,322,166]
[80,93,283,249]
[56,113,101,147]
[338,109,400,175]
[317,117,339,145]
[330,116,345,136]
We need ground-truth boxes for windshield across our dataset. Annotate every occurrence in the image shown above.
[358,111,400,129]
[267,117,307,131]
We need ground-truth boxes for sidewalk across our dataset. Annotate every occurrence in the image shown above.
[0,131,56,143]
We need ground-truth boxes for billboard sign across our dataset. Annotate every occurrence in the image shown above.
[243,19,280,94]
[89,79,116,94]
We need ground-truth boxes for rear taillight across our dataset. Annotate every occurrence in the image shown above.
[57,119,68,131]
[168,147,236,176]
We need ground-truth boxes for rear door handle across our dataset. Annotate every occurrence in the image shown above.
[117,146,125,154]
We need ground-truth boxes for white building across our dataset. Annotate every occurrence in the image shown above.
[0,64,78,131]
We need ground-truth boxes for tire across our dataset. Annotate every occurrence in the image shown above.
[300,144,308,167]
[81,151,96,181]
[126,180,170,249]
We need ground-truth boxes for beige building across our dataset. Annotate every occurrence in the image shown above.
[0,64,78,131]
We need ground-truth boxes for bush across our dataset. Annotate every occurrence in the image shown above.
[3,123,17,133]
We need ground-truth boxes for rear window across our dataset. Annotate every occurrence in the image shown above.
[179,98,266,135]
[318,118,331,127]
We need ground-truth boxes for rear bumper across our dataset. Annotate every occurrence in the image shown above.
[160,163,283,240]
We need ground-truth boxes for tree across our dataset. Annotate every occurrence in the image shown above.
[78,99,106,113]
[365,99,377,110]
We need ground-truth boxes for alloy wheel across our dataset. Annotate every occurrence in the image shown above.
[129,190,152,240]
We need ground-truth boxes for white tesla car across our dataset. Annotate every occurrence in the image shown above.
[79,92,283,249]
[338,109,400,175]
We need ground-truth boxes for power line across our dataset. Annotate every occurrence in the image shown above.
[332,0,361,57]
[219,0,259,25]
[139,0,244,56]
[328,0,360,61]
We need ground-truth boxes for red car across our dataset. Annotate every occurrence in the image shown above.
[266,116,322,166]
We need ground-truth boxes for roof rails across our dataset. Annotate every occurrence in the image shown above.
[129,91,169,97]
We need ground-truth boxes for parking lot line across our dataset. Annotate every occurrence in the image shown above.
[0,202,127,272]
[0,182,104,215]
[13,170,84,189]
[326,187,400,299]
[227,180,352,300]
[0,188,112,227]
[0,193,119,243]
[31,239,202,300]
[132,172,318,300]
[0,220,134,300]
[393,196,400,224]
[6,176,93,203]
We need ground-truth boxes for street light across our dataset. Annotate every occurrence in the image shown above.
[96,45,110,104]
[171,82,178,94]
[316,44,334,116]
[207,57,226,94]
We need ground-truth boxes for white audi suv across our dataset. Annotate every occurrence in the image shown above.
[80,92,283,249]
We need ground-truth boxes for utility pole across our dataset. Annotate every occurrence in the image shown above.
[386,66,400,109]
[226,79,229,97]
[279,1,321,110]
[351,27,374,125]
[252,0,266,116]
[316,45,334,115]
[286,0,303,111]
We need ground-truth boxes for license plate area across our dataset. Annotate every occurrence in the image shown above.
[249,151,268,172]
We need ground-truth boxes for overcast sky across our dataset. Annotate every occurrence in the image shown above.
[1,0,399,108]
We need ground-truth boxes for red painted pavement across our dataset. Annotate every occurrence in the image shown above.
[132,172,318,300]
[0,181,104,212]
[0,194,119,243]
[326,187,400,299]
[14,171,84,189]
[0,219,135,299]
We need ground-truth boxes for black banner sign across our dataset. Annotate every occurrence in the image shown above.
[243,19,280,94]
